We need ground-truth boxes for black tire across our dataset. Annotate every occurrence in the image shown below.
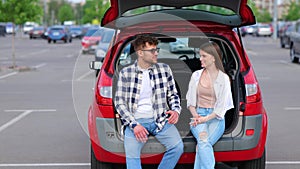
[238,150,266,169]
[280,38,285,48]
[290,46,299,63]
[48,39,51,44]
[53,40,56,43]
[91,147,113,169]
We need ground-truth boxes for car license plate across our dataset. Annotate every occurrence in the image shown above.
[53,32,59,36]
[91,45,97,49]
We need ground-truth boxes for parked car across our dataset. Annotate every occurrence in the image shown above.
[0,23,6,36]
[23,21,38,34]
[5,22,15,34]
[94,28,116,76]
[279,22,295,48]
[254,23,273,37]
[81,27,103,54]
[89,0,268,169]
[289,19,300,63]
[70,26,83,39]
[169,38,195,53]
[94,28,116,62]
[47,25,72,44]
[29,26,46,39]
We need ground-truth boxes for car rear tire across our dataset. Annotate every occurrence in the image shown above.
[290,46,299,63]
[91,147,114,169]
[48,39,51,43]
[280,38,285,48]
[238,150,265,169]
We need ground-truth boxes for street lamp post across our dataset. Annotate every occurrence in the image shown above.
[273,0,278,40]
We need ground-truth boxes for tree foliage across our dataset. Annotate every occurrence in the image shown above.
[248,1,272,23]
[0,0,42,25]
[82,0,110,24]
[58,4,74,24]
[283,1,300,21]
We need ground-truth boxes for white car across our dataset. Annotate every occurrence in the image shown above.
[23,22,38,34]
[255,23,273,37]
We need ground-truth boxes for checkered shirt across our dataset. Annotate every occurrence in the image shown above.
[114,61,181,132]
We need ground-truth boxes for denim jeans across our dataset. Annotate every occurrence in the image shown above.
[190,108,225,169]
[124,118,183,169]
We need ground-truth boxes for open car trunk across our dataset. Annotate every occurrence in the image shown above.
[112,34,244,152]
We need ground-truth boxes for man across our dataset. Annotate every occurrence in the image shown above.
[114,35,183,169]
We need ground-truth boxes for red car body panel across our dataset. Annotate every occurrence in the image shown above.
[89,0,268,167]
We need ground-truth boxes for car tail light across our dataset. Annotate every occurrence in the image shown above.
[246,129,255,136]
[245,83,261,103]
[96,70,113,105]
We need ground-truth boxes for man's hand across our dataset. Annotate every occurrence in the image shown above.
[166,110,179,124]
[133,125,149,143]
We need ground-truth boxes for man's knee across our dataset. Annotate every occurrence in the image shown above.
[173,140,184,155]
[199,131,208,142]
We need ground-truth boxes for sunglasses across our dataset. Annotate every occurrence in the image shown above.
[141,48,160,54]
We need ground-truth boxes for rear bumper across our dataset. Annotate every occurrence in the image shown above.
[91,113,267,163]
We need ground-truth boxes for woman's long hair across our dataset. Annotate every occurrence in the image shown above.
[200,41,225,72]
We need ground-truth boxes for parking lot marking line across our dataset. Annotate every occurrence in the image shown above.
[20,49,50,58]
[0,163,90,167]
[0,110,33,133]
[0,109,57,133]
[76,70,94,81]
[267,161,300,165]
[0,72,18,80]
[5,109,57,112]
[284,107,300,111]
[34,63,47,69]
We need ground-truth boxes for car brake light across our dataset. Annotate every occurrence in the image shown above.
[96,71,113,105]
[246,129,255,136]
[245,83,261,103]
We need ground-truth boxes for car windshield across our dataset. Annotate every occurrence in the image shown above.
[101,31,115,43]
[34,27,44,30]
[51,27,64,31]
[123,4,234,16]
[116,36,236,75]
[71,27,81,31]
[85,29,102,36]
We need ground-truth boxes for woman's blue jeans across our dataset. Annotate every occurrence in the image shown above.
[190,108,225,169]
[124,118,183,169]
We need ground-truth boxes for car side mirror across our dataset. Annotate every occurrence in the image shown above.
[89,61,102,70]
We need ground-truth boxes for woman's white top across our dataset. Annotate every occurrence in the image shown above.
[186,69,234,119]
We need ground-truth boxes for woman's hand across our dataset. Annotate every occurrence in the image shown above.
[190,115,208,126]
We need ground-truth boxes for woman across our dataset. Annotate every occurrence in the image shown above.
[186,41,234,169]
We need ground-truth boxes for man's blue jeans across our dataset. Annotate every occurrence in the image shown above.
[190,108,225,169]
[124,118,183,169]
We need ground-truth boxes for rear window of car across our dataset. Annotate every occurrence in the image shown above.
[123,4,234,16]
[85,29,102,36]
[51,27,64,31]
[115,35,237,76]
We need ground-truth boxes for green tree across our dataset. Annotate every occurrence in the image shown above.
[257,9,272,23]
[283,1,300,21]
[0,0,42,24]
[0,0,42,68]
[58,4,74,24]
[82,0,110,24]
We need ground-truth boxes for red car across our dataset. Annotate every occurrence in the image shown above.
[81,27,103,54]
[88,0,268,168]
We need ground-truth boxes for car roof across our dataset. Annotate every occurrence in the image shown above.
[102,0,255,28]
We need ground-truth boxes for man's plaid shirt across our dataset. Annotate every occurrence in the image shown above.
[114,61,181,132]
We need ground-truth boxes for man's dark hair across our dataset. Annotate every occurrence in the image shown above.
[132,35,159,51]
